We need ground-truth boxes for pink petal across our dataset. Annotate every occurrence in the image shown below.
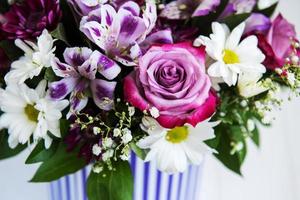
[123,72,150,111]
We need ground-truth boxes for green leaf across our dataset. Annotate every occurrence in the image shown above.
[60,119,70,138]
[25,140,59,164]
[214,134,242,175]
[237,141,247,164]
[212,125,242,175]
[221,13,251,30]
[44,68,59,82]
[87,161,133,200]
[0,130,26,160]
[51,23,69,45]
[250,126,260,147]
[30,142,86,182]
[130,142,146,160]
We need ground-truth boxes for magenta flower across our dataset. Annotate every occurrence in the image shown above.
[245,14,298,69]
[123,42,217,128]
[49,47,121,115]
[266,14,297,66]
[0,0,61,40]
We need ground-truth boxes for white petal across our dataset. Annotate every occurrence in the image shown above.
[225,22,245,49]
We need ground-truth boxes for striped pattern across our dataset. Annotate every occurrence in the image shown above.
[49,154,203,200]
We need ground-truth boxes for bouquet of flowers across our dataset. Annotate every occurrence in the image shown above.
[0,0,299,199]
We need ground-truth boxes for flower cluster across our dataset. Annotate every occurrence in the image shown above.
[0,0,300,198]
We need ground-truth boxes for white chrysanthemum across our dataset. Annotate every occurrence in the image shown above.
[137,117,216,173]
[195,22,266,86]
[4,29,55,84]
[0,81,68,148]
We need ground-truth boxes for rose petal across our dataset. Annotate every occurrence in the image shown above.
[157,91,218,128]
[123,72,150,111]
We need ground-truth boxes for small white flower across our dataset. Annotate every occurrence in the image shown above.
[247,119,255,132]
[121,132,133,144]
[0,81,68,148]
[92,144,102,156]
[149,107,160,118]
[122,128,131,135]
[93,127,101,135]
[291,55,299,65]
[128,106,135,117]
[113,128,121,137]
[5,30,55,84]
[196,22,266,86]
[102,138,113,149]
[287,72,296,86]
[102,149,114,161]
[137,119,217,173]
[92,165,104,174]
[120,154,129,161]
[240,100,248,107]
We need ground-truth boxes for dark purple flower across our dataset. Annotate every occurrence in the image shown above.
[0,0,62,40]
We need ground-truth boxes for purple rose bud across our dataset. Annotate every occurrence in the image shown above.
[124,42,218,128]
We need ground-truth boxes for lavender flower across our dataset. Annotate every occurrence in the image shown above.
[0,0,61,40]
[49,47,121,115]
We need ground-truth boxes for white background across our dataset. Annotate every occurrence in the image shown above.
[0,0,299,200]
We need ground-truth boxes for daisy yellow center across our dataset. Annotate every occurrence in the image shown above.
[166,126,189,143]
[223,49,240,64]
[24,104,39,122]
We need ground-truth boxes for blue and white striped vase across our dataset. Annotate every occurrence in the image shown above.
[49,153,203,200]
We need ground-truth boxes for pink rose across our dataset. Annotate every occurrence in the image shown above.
[123,42,217,128]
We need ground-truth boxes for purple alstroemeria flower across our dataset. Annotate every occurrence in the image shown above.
[80,1,158,66]
[49,47,121,115]
[0,0,61,40]
[244,13,271,34]
[219,0,256,19]
[160,0,220,19]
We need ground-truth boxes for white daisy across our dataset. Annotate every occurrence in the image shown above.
[4,29,55,84]
[137,117,216,173]
[0,81,68,148]
[195,22,266,86]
